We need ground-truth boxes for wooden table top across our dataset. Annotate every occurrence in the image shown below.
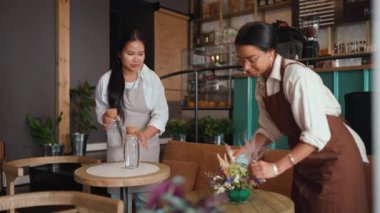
[187,188,294,213]
[74,161,170,188]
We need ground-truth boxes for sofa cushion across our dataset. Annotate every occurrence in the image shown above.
[162,159,199,192]
[194,152,221,190]
[162,141,202,163]
[163,141,235,191]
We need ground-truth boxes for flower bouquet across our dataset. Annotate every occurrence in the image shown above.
[207,144,265,203]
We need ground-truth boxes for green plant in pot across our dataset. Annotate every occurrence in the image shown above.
[199,116,233,145]
[25,112,64,156]
[166,119,187,141]
[70,81,97,156]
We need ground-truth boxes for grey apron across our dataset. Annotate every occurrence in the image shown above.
[106,79,160,163]
[107,78,160,196]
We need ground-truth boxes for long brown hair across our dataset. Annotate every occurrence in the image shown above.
[107,30,146,114]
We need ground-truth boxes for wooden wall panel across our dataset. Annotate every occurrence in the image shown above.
[57,0,71,153]
[154,9,189,102]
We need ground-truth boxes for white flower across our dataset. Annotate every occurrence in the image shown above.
[216,187,225,194]
[234,176,240,183]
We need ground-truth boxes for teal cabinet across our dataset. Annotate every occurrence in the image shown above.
[232,77,257,146]
[233,67,372,149]
[320,69,372,116]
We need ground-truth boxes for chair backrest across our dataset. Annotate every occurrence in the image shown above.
[163,140,233,191]
[4,155,101,195]
[345,91,372,154]
[0,191,124,213]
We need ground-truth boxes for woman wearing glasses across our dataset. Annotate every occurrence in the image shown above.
[235,22,369,213]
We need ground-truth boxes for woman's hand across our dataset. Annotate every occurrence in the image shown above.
[102,108,118,130]
[136,126,159,150]
[102,114,115,130]
[250,160,279,179]
[137,132,149,149]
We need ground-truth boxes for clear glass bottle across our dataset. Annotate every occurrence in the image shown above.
[124,127,140,169]
[106,109,123,148]
[107,120,123,148]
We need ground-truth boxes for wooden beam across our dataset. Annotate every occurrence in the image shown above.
[154,9,189,102]
[57,0,71,153]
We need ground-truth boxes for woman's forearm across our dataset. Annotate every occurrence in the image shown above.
[140,125,159,139]
[138,125,159,149]
[250,140,316,179]
[276,142,316,175]
[255,133,271,146]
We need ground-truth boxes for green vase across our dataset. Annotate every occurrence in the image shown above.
[227,188,251,203]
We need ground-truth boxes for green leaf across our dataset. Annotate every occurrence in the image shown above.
[70,80,97,134]
[25,112,63,146]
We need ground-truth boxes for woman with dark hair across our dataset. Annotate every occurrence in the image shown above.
[235,22,369,212]
[95,30,168,208]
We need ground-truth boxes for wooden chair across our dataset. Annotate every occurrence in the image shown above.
[3,155,101,195]
[0,190,124,213]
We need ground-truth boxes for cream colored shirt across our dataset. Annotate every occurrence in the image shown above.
[255,55,368,162]
[95,64,169,134]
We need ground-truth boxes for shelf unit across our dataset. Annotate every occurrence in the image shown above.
[182,107,232,110]
[194,0,291,23]
[181,67,235,113]
[193,0,292,22]
[179,0,293,122]
[191,0,293,47]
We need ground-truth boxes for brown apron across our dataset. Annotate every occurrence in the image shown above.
[262,58,369,213]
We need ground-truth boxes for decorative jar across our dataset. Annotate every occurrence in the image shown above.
[227,188,251,203]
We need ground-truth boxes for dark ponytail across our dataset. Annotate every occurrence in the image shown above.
[235,22,277,51]
[108,30,145,113]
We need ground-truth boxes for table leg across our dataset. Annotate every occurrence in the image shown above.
[127,188,132,213]
[121,187,133,213]
[83,185,91,193]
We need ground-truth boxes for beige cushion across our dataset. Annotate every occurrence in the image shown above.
[162,159,199,192]
[162,141,201,163]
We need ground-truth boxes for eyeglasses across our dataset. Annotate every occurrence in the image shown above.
[236,54,262,67]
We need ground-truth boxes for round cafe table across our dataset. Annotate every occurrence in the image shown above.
[186,188,294,213]
[74,161,170,213]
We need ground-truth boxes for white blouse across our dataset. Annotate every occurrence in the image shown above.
[95,64,169,134]
[255,55,368,162]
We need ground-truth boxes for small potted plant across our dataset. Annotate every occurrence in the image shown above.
[70,81,97,156]
[199,116,233,145]
[25,112,64,156]
[166,119,187,141]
